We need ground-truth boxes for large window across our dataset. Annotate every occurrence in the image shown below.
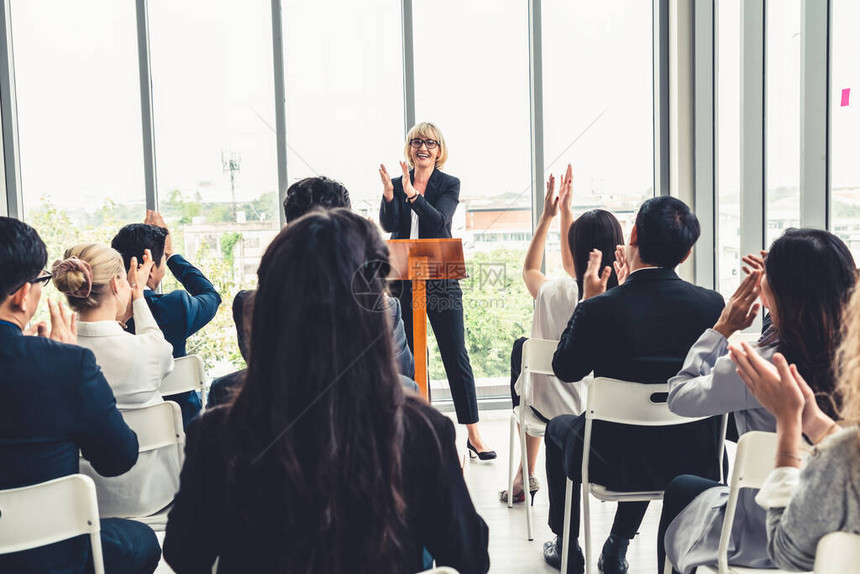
[542,0,653,274]
[12,0,146,256]
[765,0,801,247]
[413,0,532,393]
[717,0,741,297]
[283,0,404,215]
[830,0,860,262]
[148,0,280,373]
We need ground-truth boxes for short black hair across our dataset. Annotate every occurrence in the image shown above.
[634,196,700,268]
[233,289,254,361]
[0,217,48,303]
[111,224,168,270]
[283,176,351,223]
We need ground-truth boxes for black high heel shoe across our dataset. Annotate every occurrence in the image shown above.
[466,439,497,461]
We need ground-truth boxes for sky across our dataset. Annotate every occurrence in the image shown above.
[7,0,859,221]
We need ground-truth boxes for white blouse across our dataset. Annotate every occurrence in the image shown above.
[514,277,585,420]
[77,297,180,518]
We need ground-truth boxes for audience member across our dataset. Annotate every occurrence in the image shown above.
[162,209,489,574]
[542,197,725,574]
[284,175,415,381]
[206,289,253,408]
[730,278,860,570]
[52,243,181,519]
[660,229,856,573]
[112,211,222,427]
[0,217,160,574]
[502,165,625,505]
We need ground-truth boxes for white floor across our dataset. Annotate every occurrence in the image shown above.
[155,409,664,574]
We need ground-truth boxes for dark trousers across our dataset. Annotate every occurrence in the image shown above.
[0,517,160,574]
[545,415,649,542]
[398,280,479,424]
[657,475,720,574]
[510,337,550,423]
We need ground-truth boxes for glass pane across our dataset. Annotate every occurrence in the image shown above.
[765,0,801,247]
[283,0,404,213]
[830,0,860,262]
[149,0,279,374]
[717,0,742,297]
[413,0,532,395]
[12,0,146,253]
[542,0,654,276]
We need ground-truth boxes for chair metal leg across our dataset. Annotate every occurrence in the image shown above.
[90,531,105,574]
[663,556,675,574]
[521,422,533,540]
[583,483,592,574]
[507,413,516,509]
[561,477,573,574]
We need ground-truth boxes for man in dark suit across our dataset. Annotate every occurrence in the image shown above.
[0,217,161,574]
[542,197,725,574]
[112,213,222,427]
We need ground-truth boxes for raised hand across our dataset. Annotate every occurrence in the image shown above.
[127,250,155,300]
[399,161,418,200]
[613,244,629,285]
[145,209,173,258]
[742,250,768,275]
[730,345,804,423]
[713,270,761,338]
[540,174,560,221]
[39,299,77,344]
[558,164,573,214]
[582,249,612,300]
[379,164,394,202]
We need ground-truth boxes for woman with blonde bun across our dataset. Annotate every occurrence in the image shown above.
[53,244,178,519]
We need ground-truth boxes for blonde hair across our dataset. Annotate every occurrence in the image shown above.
[404,122,448,170]
[52,243,125,312]
[836,283,860,425]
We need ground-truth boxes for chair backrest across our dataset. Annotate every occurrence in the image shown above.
[814,531,860,573]
[160,354,206,398]
[521,338,558,398]
[420,568,459,574]
[716,431,780,572]
[0,474,105,573]
[586,378,707,427]
[122,402,186,466]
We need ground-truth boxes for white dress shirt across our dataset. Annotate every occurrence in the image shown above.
[77,297,180,518]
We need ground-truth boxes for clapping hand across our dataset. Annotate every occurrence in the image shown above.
[729,345,804,424]
[712,270,761,338]
[613,245,629,285]
[399,161,418,200]
[25,299,78,344]
[742,250,768,275]
[379,164,394,202]
[540,175,560,221]
[127,250,155,300]
[582,249,612,300]
[558,164,573,215]
[145,210,173,258]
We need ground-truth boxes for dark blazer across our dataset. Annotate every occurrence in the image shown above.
[552,267,726,490]
[126,254,221,426]
[0,321,139,573]
[163,401,490,574]
[379,169,460,239]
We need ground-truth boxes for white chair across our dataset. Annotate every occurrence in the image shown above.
[122,401,185,531]
[420,568,459,574]
[0,474,105,573]
[562,378,727,574]
[814,532,860,573]
[161,354,208,407]
[679,431,804,574]
[507,338,558,541]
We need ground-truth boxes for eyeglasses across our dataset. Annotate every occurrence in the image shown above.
[6,271,51,296]
[31,272,52,287]
[409,138,439,150]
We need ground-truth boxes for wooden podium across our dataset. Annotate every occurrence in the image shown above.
[387,238,468,399]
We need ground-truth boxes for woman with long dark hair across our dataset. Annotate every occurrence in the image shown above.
[659,228,856,574]
[502,166,625,504]
[379,121,495,460]
[162,209,490,574]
